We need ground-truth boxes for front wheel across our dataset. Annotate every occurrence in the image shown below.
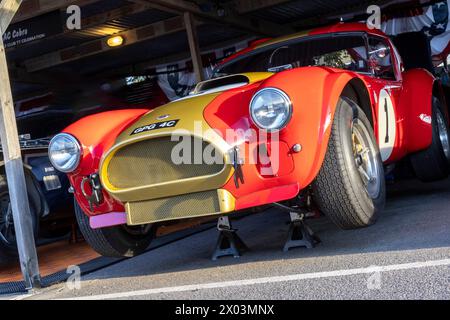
[74,199,155,258]
[313,96,386,230]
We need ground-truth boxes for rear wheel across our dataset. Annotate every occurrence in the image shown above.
[411,96,450,182]
[313,96,385,229]
[74,199,155,258]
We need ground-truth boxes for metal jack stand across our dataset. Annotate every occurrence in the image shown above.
[212,216,248,260]
[283,212,320,252]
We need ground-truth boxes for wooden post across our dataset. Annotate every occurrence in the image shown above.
[184,11,204,83]
[0,0,22,33]
[0,0,41,290]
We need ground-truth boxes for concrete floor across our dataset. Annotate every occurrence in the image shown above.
[11,179,450,300]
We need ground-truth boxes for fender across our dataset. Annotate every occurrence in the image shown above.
[63,109,150,216]
[204,67,365,208]
[399,69,434,153]
[262,67,363,187]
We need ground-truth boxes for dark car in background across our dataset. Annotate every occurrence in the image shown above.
[0,93,76,263]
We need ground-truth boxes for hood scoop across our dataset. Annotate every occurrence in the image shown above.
[192,75,249,95]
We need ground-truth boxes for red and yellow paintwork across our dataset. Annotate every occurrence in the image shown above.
[62,23,446,222]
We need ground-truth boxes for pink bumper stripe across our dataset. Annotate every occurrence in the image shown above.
[89,212,127,229]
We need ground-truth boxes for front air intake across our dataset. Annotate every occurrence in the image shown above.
[106,136,225,189]
[126,190,222,225]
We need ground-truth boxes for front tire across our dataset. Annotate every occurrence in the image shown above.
[411,96,450,182]
[313,96,386,230]
[74,199,155,258]
[0,174,39,265]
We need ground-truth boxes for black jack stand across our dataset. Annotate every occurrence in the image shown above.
[212,216,248,260]
[283,212,320,252]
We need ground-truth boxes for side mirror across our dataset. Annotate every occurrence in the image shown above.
[370,44,390,59]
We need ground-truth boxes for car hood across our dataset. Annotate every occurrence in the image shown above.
[113,72,273,145]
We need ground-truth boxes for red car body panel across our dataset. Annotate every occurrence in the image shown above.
[64,109,149,216]
[400,69,435,153]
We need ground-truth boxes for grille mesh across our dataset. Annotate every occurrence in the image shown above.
[107,136,224,189]
[126,190,221,225]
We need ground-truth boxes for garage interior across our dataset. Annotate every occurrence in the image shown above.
[0,0,448,295]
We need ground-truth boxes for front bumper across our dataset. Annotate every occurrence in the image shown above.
[100,133,236,225]
[124,189,235,225]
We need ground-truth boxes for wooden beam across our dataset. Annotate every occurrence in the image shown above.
[77,2,152,32]
[127,0,181,16]
[24,16,189,72]
[92,35,252,79]
[184,12,204,82]
[12,0,98,24]
[290,0,392,29]
[7,2,153,52]
[0,0,22,34]
[236,0,291,14]
[145,0,294,36]
[0,0,41,289]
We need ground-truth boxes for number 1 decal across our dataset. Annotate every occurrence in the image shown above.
[378,89,396,161]
[384,98,389,143]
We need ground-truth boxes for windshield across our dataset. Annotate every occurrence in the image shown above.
[213,34,369,77]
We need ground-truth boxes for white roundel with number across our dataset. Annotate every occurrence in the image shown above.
[377,89,396,161]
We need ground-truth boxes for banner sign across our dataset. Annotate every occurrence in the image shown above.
[381,1,450,61]
[2,11,63,49]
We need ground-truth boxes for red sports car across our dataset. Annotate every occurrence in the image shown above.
[48,23,450,257]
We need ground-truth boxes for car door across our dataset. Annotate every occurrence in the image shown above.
[367,35,403,163]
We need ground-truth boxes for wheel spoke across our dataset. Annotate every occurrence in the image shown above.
[359,147,370,157]
[351,119,381,199]
[358,161,374,184]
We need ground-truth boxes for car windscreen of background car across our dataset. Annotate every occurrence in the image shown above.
[214,35,369,77]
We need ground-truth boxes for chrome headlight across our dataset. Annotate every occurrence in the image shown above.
[48,133,81,173]
[249,88,292,130]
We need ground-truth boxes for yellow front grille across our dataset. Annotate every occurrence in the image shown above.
[126,190,222,225]
[106,136,225,189]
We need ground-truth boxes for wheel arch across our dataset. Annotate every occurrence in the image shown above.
[400,68,435,153]
[433,80,450,121]
[305,75,375,187]
[342,78,375,128]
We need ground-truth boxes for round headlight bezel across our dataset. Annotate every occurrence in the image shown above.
[249,87,293,131]
[48,133,82,173]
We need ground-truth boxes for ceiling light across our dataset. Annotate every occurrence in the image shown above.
[107,35,124,47]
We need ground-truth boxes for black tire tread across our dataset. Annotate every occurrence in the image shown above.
[314,103,370,228]
[411,97,449,182]
[74,201,124,257]
[0,174,38,264]
[74,199,153,258]
[313,97,385,229]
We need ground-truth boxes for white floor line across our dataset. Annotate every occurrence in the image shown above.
[61,258,450,300]
[8,293,35,300]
